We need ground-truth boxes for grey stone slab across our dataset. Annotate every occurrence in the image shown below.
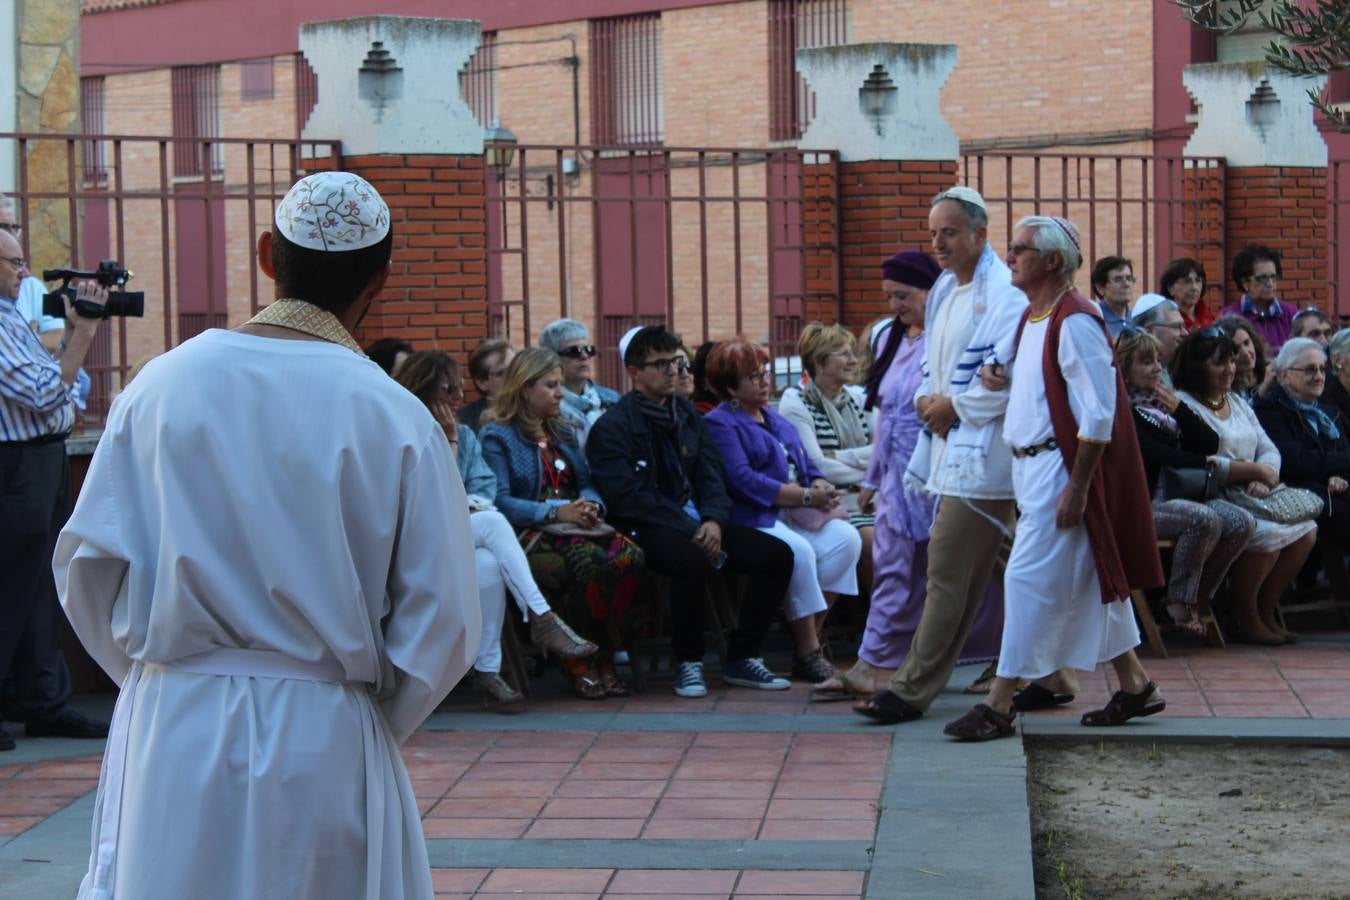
[0,791,92,900]
[422,709,887,734]
[866,717,1034,900]
[426,838,871,870]
[1022,715,1350,745]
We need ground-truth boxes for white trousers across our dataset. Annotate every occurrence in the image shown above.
[471,511,551,673]
[759,516,863,623]
[997,451,1140,680]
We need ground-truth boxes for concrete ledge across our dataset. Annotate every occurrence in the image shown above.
[1021,716,1350,746]
[427,838,872,871]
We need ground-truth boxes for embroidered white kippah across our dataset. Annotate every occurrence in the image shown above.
[274,171,391,252]
[933,185,987,211]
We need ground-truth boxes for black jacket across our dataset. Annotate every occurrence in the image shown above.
[586,391,732,538]
[1320,376,1350,431]
[1252,381,1350,493]
[1130,400,1220,494]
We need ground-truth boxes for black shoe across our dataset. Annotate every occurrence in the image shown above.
[0,725,14,752]
[25,707,109,740]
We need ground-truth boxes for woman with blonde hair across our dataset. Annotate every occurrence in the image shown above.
[479,348,644,698]
[394,351,598,708]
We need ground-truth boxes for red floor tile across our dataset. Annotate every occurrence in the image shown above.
[1207,704,1309,718]
[693,733,792,749]
[555,778,669,799]
[524,817,645,839]
[771,780,882,801]
[0,817,42,836]
[651,797,769,820]
[735,870,866,894]
[426,797,545,818]
[663,780,776,800]
[674,761,784,781]
[0,796,72,817]
[479,868,614,893]
[444,778,560,798]
[476,746,587,764]
[757,818,875,841]
[765,798,878,820]
[461,762,576,781]
[778,763,883,782]
[538,797,657,819]
[607,870,738,894]
[429,868,490,892]
[580,746,687,763]
[572,762,679,780]
[0,777,97,798]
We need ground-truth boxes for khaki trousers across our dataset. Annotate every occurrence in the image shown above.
[889,495,1015,711]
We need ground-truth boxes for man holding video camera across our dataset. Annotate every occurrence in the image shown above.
[0,221,110,751]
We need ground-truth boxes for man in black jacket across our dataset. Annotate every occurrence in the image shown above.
[588,326,793,698]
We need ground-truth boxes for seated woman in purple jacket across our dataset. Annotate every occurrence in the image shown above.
[703,340,863,684]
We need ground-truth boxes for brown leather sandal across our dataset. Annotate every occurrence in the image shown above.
[942,703,1016,741]
[1080,681,1165,727]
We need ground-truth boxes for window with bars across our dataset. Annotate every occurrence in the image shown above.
[171,65,223,178]
[768,0,849,141]
[590,14,663,146]
[294,54,319,138]
[80,76,107,185]
[460,32,498,128]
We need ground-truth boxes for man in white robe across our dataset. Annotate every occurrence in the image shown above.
[944,215,1165,742]
[54,171,480,898]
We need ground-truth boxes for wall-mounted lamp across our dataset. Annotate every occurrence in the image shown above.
[1245,79,1281,136]
[484,119,518,171]
[858,64,897,136]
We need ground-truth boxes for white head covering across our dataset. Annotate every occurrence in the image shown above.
[1130,293,1170,323]
[933,185,987,211]
[618,326,644,365]
[274,172,390,252]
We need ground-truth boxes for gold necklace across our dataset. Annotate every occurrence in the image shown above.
[1027,283,1074,323]
[1199,393,1228,412]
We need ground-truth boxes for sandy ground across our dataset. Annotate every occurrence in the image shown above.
[1027,742,1350,900]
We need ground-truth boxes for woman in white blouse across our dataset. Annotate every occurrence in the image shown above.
[1173,327,1316,644]
[779,323,876,591]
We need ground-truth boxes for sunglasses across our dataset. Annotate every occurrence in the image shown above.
[559,344,597,359]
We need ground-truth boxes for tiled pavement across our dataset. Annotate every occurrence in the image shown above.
[3,637,1349,899]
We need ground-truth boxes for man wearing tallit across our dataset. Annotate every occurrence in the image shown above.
[53,171,480,899]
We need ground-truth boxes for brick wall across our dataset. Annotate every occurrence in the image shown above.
[1221,167,1328,313]
[343,153,490,359]
[837,160,958,331]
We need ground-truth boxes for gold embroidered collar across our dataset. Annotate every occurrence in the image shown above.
[244,299,363,355]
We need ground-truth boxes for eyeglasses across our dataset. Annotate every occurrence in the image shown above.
[826,349,859,361]
[1149,321,1187,333]
[1007,243,1042,256]
[0,222,19,234]
[738,369,773,385]
[637,356,683,373]
[1108,275,1136,286]
[0,255,26,270]
[1288,365,1327,376]
[559,344,597,359]
[1249,273,1278,284]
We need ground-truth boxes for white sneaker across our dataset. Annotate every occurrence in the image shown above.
[674,661,708,698]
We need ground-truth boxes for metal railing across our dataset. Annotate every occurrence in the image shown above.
[484,142,841,387]
[4,131,341,424]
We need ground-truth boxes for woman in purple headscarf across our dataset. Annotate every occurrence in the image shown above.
[821,250,992,697]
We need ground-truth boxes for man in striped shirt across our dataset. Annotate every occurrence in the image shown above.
[0,223,110,751]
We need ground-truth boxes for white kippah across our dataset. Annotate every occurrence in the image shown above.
[274,171,391,252]
[618,326,644,364]
[1131,293,1169,322]
[934,185,987,211]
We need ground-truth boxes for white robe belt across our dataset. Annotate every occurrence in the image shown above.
[85,650,350,898]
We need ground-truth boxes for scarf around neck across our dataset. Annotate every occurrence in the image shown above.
[800,378,870,449]
[1129,387,1180,439]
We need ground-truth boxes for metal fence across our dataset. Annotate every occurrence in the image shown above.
[960,151,1227,310]
[4,131,341,424]
[484,142,841,386]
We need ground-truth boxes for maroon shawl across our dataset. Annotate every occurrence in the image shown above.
[1017,290,1164,603]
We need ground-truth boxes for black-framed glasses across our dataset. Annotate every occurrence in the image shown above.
[0,222,20,234]
[1249,273,1279,284]
[637,356,681,373]
[559,344,597,359]
[1007,243,1042,256]
[1,255,26,270]
[1288,364,1327,376]
[738,369,773,385]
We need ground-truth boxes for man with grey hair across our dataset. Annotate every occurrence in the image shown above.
[0,195,61,354]
[1291,308,1332,350]
[944,215,1165,741]
[1131,293,1187,385]
[854,186,1029,725]
[538,317,619,442]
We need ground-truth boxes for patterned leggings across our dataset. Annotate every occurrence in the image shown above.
[1152,498,1257,606]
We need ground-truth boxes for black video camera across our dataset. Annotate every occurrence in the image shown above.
[42,261,145,319]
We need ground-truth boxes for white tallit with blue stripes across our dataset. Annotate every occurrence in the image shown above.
[905,243,1028,499]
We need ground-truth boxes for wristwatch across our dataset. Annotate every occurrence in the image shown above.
[800,488,813,507]
[546,506,559,524]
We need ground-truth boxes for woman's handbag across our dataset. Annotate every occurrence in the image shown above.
[787,504,850,532]
[519,521,616,554]
[1161,463,1218,502]
[1224,484,1324,525]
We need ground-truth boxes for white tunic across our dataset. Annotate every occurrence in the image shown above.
[54,330,481,900]
[998,313,1139,679]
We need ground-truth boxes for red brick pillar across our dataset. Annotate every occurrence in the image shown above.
[343,153,489,359]
[1221,166,1328,312]
[836,160,958,331]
